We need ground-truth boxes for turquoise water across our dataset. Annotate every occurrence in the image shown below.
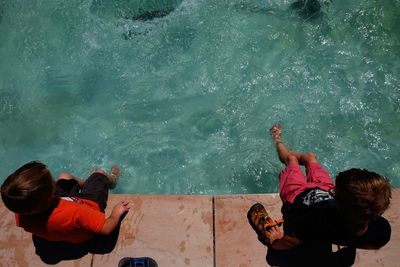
[0,0,399,194]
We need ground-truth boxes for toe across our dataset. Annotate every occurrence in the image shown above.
[269,124,282,139]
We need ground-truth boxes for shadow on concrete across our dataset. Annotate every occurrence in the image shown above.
[32,222,122,265]
[267,241,356,267]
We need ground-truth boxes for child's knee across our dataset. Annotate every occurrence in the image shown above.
[57,173,74,180]
[95,169,106,175]
[303,152,318,163]
[286,155,299,165]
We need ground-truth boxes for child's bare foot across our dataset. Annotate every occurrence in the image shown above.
[108,166,121,189]
[270,124,283,144]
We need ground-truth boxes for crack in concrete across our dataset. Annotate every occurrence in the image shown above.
[212,196,216,267]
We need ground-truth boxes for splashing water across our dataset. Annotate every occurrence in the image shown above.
[0,0,399,194]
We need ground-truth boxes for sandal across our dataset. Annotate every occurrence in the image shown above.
[247,203,284,245]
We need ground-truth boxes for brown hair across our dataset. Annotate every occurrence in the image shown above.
[1,161,55,214]
[335,168,391,230]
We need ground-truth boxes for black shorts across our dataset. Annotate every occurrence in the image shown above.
[55,172,109,212]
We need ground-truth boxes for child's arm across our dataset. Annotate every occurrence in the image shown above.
[58,173,86,187]
[264,226,302,250]
[270,235,303,250]
[99,201,131,235]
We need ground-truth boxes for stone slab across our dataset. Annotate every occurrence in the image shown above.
[92,195,214,267]
[214,193,283,267]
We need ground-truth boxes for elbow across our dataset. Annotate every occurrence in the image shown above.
[98,217,119,235]
[99,222,112,235]
[99,223,114,235]
[99,228,112,235]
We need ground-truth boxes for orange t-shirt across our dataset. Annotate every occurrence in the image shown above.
[15,197,106,243]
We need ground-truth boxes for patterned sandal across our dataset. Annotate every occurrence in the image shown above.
[247,203,284,245]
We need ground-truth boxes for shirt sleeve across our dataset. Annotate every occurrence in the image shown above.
[75,205,106,233]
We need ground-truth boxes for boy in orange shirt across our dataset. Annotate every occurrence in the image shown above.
[1,161,130,263]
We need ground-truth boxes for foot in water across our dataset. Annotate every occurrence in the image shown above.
[107,166,121,189]
[270,124,283,145]
[270,124,297,165]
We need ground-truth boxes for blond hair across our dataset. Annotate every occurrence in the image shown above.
[335,168,391,230]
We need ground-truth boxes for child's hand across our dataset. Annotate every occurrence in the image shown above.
[111,200,131,218]
[100,201,131,235]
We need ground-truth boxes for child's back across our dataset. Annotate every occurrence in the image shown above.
[16,197,105,243]
[1,161,130,262]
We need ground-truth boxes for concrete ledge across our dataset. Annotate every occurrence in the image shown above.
[0,207,92,267]
[93,195,213,266]
[0,189,398,266]
[214,194,283,267]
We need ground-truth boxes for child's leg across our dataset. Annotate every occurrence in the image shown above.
[79,172,110,212]
[58,173,85,187]
[107,166,121,189]
[79,167,121,212]
[270,124,334,190]
[270,124,329,203]
[305,162,334,188]
[55,174,81,198]
[270,124,318,166]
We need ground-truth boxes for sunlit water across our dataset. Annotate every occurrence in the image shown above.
[0,0,399,194]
